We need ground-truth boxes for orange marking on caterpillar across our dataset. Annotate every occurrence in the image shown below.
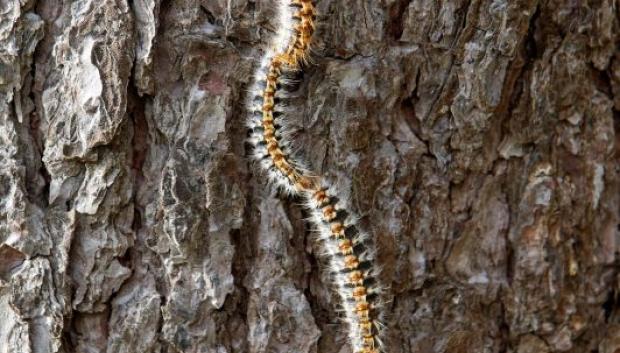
[349,270,364,284]
[272,153,284,164]
[322,205,337,221]
[356,309,370,321]
[338,238,353,254]
[363,335,375,346]
[332,223,345,237]
[266,140,279,151]
[262,102,274,111]
[263,130,275,139]
[297,176,316,190]
[313,189,329,206]
[356,301,369,313]
[353,286,367,298]
[359,319,372,336]
[276,161,291,173]
[344,255,360,270]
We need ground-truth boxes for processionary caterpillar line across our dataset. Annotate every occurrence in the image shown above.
[247,1,385,352]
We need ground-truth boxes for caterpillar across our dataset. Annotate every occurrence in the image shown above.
[302,182,385,353]
[247,0,317,194]
[246,1,385,352]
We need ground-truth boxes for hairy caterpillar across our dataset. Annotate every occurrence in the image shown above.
[302,181,385,353]
[246,1,385,352]
[247,0,317,194]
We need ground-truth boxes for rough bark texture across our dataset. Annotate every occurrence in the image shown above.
[0,0,619,352]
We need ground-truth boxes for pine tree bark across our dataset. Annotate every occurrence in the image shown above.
[0,0,618,352]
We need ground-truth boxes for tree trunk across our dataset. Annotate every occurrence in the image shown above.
[0,0,618,352]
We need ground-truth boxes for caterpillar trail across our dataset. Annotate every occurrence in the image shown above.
[247,1,385,352]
